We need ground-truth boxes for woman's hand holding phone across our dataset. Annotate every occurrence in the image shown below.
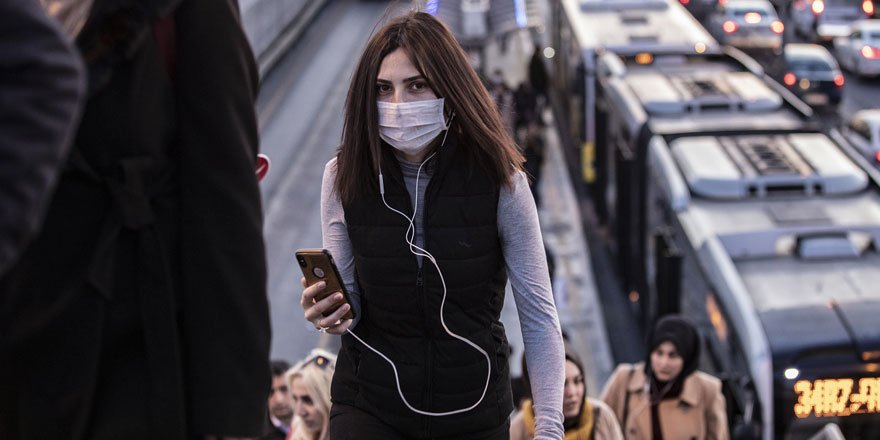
[300,277,353,335]
[296,248,354,334]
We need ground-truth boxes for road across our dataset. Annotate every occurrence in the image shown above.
[778,9,880,125]
[697,7,879,126]
[838,69,880,124]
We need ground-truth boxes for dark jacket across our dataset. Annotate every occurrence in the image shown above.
[0,0,84,275]
[334,136,513,439]
[528,49,548,97]
[0,0,270,439]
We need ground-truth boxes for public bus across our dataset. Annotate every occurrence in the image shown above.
[548,0,718,220]
[595,47,880,439]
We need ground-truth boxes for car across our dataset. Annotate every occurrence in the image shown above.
[841,109,880,167]
[773,43,846,106]
[678,0,719,20]
[707,0,784,53]
[833,19,880,76]
[790,0,875,42]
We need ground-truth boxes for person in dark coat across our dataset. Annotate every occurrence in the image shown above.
[514,81,538,138]
[522,119,546,206]
[0,0,85,276]
[0,0,271,439]
[262,360,293,440]
[528,46,549,105]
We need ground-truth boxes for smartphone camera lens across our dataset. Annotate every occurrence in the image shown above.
[313,267,325,278]
[297,256,307,268]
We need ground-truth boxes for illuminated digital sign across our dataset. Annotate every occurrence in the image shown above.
[794,378,880,418]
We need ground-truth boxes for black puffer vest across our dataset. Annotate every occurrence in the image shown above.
[334,137,513,438]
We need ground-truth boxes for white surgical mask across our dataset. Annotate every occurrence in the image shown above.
[377,98,451,156]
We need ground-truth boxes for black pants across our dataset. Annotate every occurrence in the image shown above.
[329,403,509,440]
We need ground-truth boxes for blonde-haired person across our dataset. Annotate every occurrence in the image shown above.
[286,349,336,440]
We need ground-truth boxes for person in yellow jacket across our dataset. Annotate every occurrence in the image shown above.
[600,315,729,440]
[511,343,624,439]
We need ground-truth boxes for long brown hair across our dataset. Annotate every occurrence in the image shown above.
[335,11,523,204]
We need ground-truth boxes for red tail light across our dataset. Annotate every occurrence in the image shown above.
[875,150,880,163]
[723,20,738,34]
[784,72,797,86]
[812,0,825,14]
[719,0,728,4]
[834,74,845,87]
[771,20,785,34]
[863,0,874,15]
[680,0,691,5]
[861,45,880,58]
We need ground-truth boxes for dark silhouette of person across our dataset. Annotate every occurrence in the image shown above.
[0,1,271,439]
[529,46,549,105]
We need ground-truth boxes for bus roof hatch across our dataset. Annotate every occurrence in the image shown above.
[625,71,781,115]
[670,134,868,199]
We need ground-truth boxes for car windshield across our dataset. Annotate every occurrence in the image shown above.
[788,59,833,71]
[730,7,773,17]
[825,0,864,6]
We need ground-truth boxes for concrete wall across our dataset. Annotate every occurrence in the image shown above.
[240,0,326,74]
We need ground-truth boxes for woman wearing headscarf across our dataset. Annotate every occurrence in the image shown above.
[511,343,624,439]
[600,315,728,440]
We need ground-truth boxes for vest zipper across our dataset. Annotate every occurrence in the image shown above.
[418,266,432,436]
[422,289,433,437]
[421,162,434,437]
[419,251,432,436]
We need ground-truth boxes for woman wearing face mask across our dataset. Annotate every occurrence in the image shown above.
[297,10,564,440]
[286,349,336,440]
[511,343,624,439]
[599,316,729,440]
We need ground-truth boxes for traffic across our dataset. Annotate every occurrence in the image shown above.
[548,0,880,438]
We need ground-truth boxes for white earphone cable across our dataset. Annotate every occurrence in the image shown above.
[345,120,490,416]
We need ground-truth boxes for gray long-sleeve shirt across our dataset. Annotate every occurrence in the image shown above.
[321,157,565,439]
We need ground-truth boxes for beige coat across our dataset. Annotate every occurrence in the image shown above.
[599,363,729,440]
[509,398,624,440]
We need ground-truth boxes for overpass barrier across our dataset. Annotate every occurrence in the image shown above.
[240,0,328,75]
